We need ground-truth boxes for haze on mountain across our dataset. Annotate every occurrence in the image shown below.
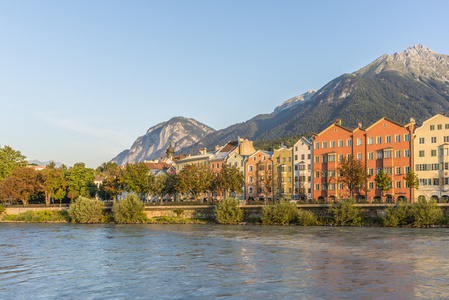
[112,45,449,163]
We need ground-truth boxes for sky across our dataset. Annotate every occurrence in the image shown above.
[1,0,449,168]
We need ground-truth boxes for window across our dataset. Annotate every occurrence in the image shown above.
[395,135,401,142]
[444,136,449,143]
[404,150,410,157]
[357,153,363,160]
[330,141,335,148]
[283,157,286,163]
[417,164,427,171]
[248,165,253,172]
[404,134,410,142]
[369,182,374,189]
[384,167,392,175]
[288,157,291,162]
[377,151,383,159]
[405,166,410,173]
[329,155,336,162]
[308,154,311,159]
[368,168,374,175]
[431,163,439,170]
[376,168,382,175]
[339,183,344,190]
[419,178,427,186]
[419,150,425,157]
[347,139,352,147]
[433,178,439,185]
[315,184,320,191]
[322,184,327,191]
[338,140,344,147]
[315,142,319,149]
[438,124,443,130]
[430,125,435,130]
[376,137,382,144]
[322,155,328,163]
[315,171,319,178]
[248,187,253,194]
[396,167,401,174]
[384,150,393,158]
[368,137,373,145]
[419,137,425,144]
[357,138,363,145]
[386,136,391,143]
[295,155,298,161]
[431,149,437,157]
[288,166,292,172]
[431,137,437,143]
[396,181,401,188]
[368,152,373,160]
[301,154,305,160]
[315,156,319,163]
[299,165,305,170]
[446,124,449,129]
[249,176,253,183]
[395,150,401,158]
[322,142,327,149]
[338,154,344,161]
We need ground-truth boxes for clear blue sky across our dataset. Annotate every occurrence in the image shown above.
[1,0,448,168]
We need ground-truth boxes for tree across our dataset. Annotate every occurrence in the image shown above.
[338,156,370,199]
[259,170,273,205]
[66,163,96,201]
[175,163,211,201]
[112,194,145,223]
[375,170,392,202]
[152,173,176,204]
[214,197,244,224]
[404,170,419,203]
[42,167,67,206]
[122,163,154,201]
[0,167,44,206]
[212,164,244,199]
[0,145,27,182]
[68,196,105,223]
[100,162,123,203]
[331,198,361,225]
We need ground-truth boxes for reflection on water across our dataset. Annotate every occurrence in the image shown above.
[1,224,449,299]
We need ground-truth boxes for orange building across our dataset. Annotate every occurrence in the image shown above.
[245,150,273,202]
[313,118,415,203]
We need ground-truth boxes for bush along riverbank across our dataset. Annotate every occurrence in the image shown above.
[1,197,448,227]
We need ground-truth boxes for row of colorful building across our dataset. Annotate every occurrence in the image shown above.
[148,114,449,203]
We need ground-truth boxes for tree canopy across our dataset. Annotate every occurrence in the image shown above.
[0,146,27,182]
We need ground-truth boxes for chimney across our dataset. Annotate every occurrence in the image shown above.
[199,148,206,155]
[410,117,415,123]
[215,145,219,151]
[335,119,342,126]
[358,122,362,128]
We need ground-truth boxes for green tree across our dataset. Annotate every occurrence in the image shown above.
[404,170,419,203]
[375,170,392,202]
[331,198,361,225]
[68,196,105,223]
[0,167,45,206]
[0,146,27,182]
[382,200,412,227]
[66,163,96,201]
[411,198,443,227]
[214,197,244,224]
[100,162,123,203]
[338,156,370,198]
[175,164,211,201]
[152,173,176,204]
[213,164,244,198]
[42,167,67,206]
[297,209,317,226]
[122,163,154,201]
[112,194,145,223]
[262,200,298,225]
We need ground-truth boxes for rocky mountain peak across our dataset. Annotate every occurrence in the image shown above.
[274,90,317,113]
[111,117,215,165]
[354,45,449,83]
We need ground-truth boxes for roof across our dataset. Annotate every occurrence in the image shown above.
[219,141,238,153]
[144,162,170,170]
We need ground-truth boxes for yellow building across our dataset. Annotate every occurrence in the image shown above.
[414,114,449,202]
[272,145,294,201]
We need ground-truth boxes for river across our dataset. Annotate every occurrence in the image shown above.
[1,224,448,299]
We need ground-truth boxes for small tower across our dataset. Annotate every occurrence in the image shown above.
[166,141,175,160]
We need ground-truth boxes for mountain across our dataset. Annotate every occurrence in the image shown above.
[27,160,63,167]
[273,90,317,113]
[111,117,215,165]
[180,45,449,154]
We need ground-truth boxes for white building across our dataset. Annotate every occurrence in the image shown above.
[293,137,312,200]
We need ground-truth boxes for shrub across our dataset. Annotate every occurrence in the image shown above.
[214,197,244,224]
[262,200,298,225]
[68,197,105,223]
[3,210,69,222]
[331,198,361,226]
[0,203,5,215]
[297,209,317,226]
[411,198,443,227]
[112,194,145,224]
[382,200,412,227]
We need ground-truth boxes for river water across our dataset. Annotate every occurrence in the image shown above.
[1,224,449,299]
